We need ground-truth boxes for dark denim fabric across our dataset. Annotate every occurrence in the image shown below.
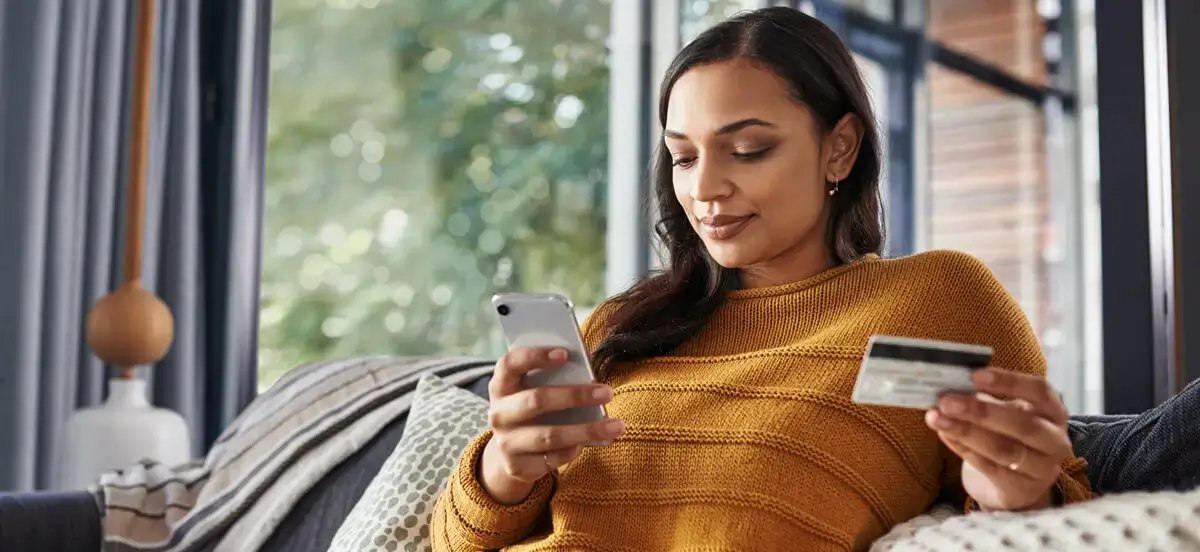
[0,491,102,552]
[1068,378,1200,494]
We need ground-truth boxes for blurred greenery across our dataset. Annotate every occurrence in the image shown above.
[680,0,763,41]
[260,0,613,389]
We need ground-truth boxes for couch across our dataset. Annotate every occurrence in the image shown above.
[0,360,1197,552]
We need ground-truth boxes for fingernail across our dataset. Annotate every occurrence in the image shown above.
[548,349,568,362]
[941,396,966,415]
[975,369,995,386]
[603,418,626,435]
[592,385,613,401]
[931,412,953,430]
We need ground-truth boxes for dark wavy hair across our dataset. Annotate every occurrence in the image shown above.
[591,7,884,380]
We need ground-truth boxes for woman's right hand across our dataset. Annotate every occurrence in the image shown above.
[479,347,626,505]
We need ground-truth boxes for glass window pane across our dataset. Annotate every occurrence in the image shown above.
[854,53,891,212]
[260,1,612,388]
[925,62,1059,360]
[928,0,1050,85]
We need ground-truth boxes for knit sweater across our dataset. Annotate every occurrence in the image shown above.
[431,250,1094,551]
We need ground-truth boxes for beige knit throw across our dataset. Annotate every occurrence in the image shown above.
[872,487,1200,552]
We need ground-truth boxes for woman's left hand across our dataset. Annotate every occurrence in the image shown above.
[925,367,1073,512]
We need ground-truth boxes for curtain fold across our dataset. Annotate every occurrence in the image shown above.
[0,0,269,492]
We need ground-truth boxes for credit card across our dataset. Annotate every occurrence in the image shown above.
[851,335,993,410]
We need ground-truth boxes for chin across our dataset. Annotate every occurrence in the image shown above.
[703,243,758,269]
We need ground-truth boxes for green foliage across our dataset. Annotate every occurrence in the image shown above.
[680,0,764,41]
[261,0,613,388]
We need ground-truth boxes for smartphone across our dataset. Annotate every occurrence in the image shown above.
[491,292,610,445]
[851,334,993,410]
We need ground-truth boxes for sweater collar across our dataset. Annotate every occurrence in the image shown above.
[726,253,881,300]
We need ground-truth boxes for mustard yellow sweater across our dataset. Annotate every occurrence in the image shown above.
[432,250,1093,551]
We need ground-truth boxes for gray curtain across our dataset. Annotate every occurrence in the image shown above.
[0,0,269,491]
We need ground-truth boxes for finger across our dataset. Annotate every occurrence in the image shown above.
[498,418,626,455]
[488,384,614,428]
[935,394,1067,456]
[938,431,1019,481]
[489,347,569,398]
[972,368,1068,425]
[503,445,584,482]
[539,445,584,472]
[926,409,1050,479]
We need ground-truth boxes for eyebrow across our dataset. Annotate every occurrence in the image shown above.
[662,118,777,141]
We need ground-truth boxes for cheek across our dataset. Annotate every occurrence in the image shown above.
[672,172,693,213]
[737,156,824,208]
[738,160,828,243]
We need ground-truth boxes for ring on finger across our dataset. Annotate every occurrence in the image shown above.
[1008,444,1028,472]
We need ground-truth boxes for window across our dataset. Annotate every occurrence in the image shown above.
[923,0,1092,410]
[926,65,1048,323]
[260,0,613,388]
[853,53,892,220]
[928,0,1049,85]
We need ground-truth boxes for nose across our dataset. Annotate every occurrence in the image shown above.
[690,158,734,202]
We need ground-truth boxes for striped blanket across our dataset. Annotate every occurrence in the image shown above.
[91,356,495,552]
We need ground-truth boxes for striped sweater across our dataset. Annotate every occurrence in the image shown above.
[431,250,1094,551]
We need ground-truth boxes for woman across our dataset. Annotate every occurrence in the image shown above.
[432,7,1092,551]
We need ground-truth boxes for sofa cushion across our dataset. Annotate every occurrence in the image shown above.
[0,492,102,552]
[328,373,490,552]
[249,361,492,552]
[256,414,411,552]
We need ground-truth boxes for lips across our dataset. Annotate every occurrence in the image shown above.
[698,214,754,241]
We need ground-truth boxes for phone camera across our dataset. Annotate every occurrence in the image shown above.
[497,304,510,316]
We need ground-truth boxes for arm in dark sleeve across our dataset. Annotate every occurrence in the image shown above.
[1069,377,1200,494]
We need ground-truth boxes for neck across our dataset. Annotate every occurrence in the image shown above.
[738,240,836,289]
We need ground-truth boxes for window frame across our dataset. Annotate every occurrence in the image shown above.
[606,0,658,295]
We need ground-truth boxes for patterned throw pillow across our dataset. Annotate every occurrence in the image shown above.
[328,373,489,552]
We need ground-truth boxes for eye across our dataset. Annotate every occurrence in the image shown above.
[671,156,697,169]
[733,146,774,162]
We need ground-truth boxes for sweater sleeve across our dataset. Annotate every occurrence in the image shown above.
[431,431,556,551]
[935,252,1095,511]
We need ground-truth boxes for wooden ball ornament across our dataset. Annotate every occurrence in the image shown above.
[86,281,174,379]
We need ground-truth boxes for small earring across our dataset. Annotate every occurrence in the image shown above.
[828,180,840,196]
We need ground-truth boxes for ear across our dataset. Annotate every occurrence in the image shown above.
[822,113,865,184]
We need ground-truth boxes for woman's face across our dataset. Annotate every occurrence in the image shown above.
[664,59,862,283]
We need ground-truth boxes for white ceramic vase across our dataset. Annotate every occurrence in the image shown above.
[55,377,191,491]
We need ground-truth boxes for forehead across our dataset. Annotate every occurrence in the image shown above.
[665,60,802,134]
